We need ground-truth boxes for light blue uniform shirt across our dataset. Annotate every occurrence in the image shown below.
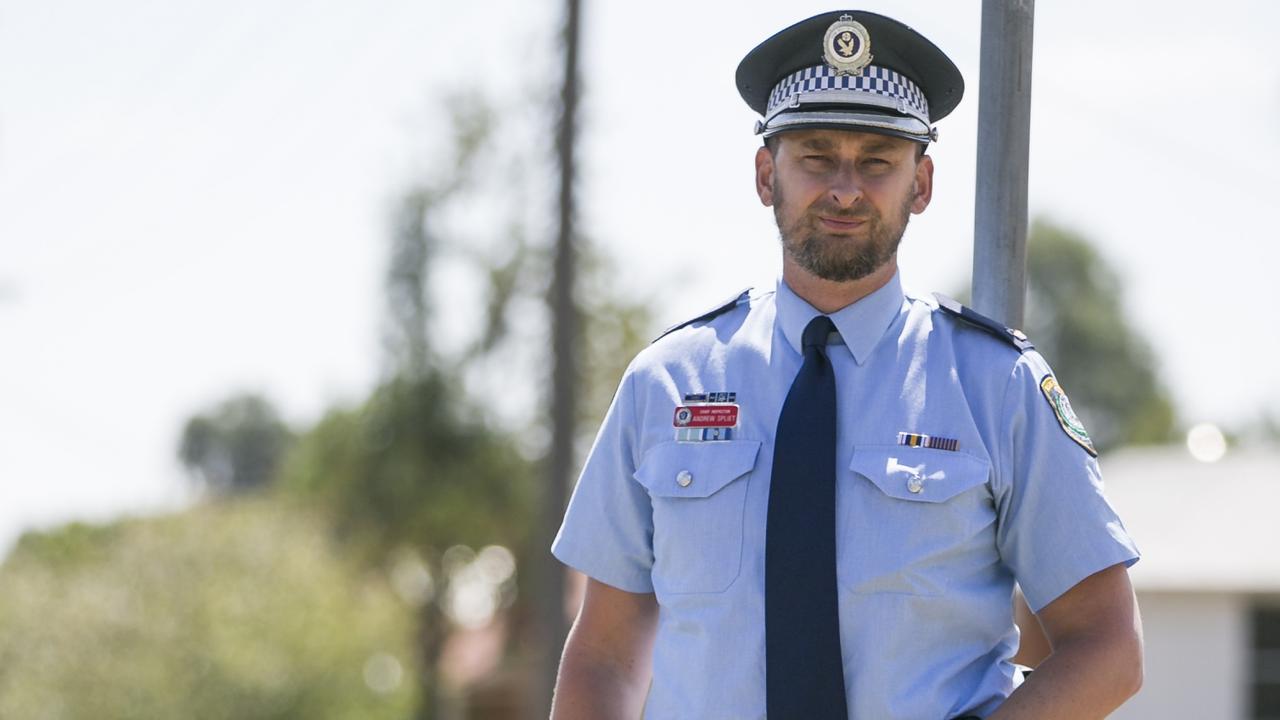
[553,272,1139,719]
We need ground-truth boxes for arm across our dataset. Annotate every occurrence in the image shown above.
[551,577,659,720]
[989,563,1144,719]
[1011,590,1051,667]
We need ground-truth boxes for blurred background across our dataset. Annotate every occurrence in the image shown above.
[1,0,1278,718]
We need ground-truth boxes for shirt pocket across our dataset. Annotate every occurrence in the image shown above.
[634,440,762,595]
[840,445,994,596]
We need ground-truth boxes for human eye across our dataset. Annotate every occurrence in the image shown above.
[861,157,893,172]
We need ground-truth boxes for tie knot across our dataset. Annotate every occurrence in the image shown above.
[802,315,837,350]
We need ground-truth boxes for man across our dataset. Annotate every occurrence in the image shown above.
[550,10,1142,719]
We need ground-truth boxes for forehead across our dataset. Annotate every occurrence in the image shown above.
[776,129,916,154]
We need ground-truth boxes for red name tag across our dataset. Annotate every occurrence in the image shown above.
[673,404,739,428]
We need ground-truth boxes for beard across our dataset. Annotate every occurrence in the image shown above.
[773,180,915,282]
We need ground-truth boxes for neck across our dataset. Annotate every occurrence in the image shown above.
[782,257,898,313]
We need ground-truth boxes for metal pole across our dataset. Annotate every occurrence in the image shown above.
[537,0,582,715]
[973,0,1052,668]
[972,0,1035,328]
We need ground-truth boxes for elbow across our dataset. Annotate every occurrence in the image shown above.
[1125,602,1146,699]
[1108,588,1145,702]
[1080,623,1145,706]
[1117,628,1145,701]
[1127,641,1145,698]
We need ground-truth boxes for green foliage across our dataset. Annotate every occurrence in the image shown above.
[383,95,495,380]
[576,249,654,444]
[1023,218,1178,452]
[276,372,534,565]
[0,78,654,720]
[178,394,294,494]
[277,88,646,568]
[273,89,653,717]
[274,339,537,720]
[0,499,418,720]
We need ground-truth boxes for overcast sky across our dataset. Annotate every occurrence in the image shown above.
[2,0,1278,555]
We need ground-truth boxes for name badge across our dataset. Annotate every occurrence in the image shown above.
[674,391,739,442]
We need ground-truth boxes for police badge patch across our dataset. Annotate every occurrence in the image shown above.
[1039,375,1097,457]
[823,14,873,76]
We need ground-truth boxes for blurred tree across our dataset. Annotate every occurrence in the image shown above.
[383,95,492,381]
[0,499,418,719]
[1021,218,1179,452]
[277,89,652,718]
[178,393,294,494]
[278,371,532,720]
[536,0,584,710]
[283,376,532,559]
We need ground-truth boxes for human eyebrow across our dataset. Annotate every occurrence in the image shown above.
[859,140,902,154]
[798,137,837,152]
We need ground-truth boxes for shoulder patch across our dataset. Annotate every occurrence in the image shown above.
[933,293,1034,352]
[652,288,752,343]
[1039,374,1098,457]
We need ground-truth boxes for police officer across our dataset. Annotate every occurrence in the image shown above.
[551,10,1142,719]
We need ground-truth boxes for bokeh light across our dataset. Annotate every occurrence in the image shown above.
[363,653,404,695]
[1186,422,1227,463]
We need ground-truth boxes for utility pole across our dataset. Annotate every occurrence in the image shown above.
[972,0,1035,328]
[536,0,582,716]
[973,0,1053,667]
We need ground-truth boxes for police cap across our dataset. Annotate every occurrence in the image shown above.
[736,11,963,144]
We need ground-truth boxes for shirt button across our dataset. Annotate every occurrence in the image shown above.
[907,475,924,494]
[676,470,693,487]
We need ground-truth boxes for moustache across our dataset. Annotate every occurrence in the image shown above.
[808,202,877,221]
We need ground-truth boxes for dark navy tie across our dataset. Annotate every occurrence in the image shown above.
[766,314,847,719]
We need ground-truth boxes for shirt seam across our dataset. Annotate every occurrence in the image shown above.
[993,352,1025,548]
[626,367,642,476]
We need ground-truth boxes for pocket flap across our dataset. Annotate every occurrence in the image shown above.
[849,445,990,503]
[635,440,762,499]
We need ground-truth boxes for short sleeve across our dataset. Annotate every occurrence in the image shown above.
[992,352,1140,612]
[551,368,656,593]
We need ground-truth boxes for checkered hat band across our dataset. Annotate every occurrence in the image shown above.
[766,64,929,122]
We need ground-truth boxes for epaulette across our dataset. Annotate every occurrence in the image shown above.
[933,293,1035,352]
[652,288,752,343]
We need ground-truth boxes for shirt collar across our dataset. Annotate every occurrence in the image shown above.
[775,271,907,365]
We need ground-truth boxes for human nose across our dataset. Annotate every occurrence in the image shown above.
[828,165,862,207]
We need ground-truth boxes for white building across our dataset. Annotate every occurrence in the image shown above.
[1097,445,1280,719]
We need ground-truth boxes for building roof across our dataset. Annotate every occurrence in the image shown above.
[1099,444,1280,593]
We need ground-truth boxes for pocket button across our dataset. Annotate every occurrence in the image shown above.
[676,470,693,487]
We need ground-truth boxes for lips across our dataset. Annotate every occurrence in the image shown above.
[818,216,867,231]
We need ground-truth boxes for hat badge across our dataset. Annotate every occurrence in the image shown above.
[822,14,873,76]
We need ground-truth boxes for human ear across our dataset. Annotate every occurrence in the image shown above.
[911,154,934,214]
[755,146,775,207]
